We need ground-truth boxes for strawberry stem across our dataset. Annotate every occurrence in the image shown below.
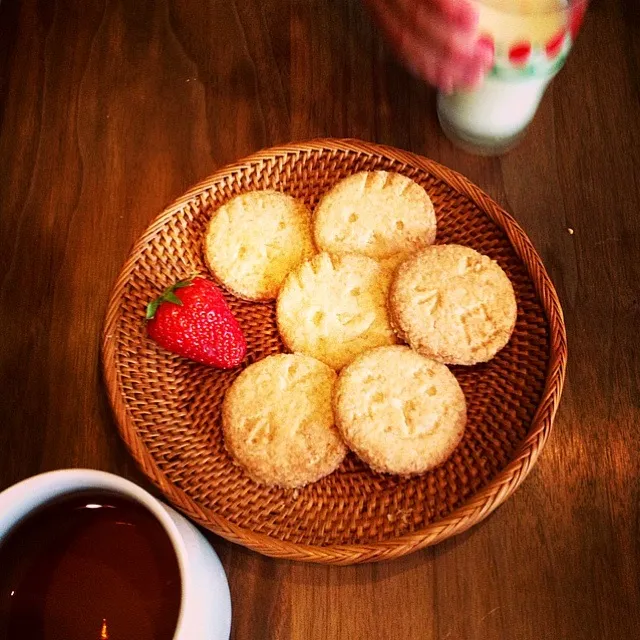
[146,279,193,320]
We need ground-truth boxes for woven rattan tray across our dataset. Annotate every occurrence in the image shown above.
[101,139,567,564]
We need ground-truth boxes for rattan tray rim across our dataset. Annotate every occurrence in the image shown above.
[101,138,567,564]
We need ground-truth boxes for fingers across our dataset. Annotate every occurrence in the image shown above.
[372,3,449,88]
[365,0,494,92]
[394,0,478,61]
[436,0,478,30]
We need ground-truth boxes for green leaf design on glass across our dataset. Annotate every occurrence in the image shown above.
[488,36,572,82]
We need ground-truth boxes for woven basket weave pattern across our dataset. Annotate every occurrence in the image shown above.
[102,140,566,564]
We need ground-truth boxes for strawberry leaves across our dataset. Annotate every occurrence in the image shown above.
[146,280,193,320]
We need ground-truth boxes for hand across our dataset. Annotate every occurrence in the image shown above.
[364,0,494,93]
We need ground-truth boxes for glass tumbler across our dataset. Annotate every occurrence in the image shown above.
[437,0,588,155]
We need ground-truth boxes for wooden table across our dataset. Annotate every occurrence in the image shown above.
[1,1,639,638]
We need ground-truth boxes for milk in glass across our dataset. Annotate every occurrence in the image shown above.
[437,0,585,154]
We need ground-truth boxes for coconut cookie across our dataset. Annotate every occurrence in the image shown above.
[204,190,315,301]
[276,252,397,370]
[389,244,517,365]
[222,354,346,488]
[334,346,467,475]
[313,171,436,271]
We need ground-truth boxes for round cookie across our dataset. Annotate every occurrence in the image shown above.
[222,354,346,488]
[334,346,467,475]
[389,245,517,365]
[204,190,315,301]
[276,252,397,370]
[313,171,436,270]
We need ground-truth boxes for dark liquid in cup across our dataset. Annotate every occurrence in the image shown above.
[0,491,181,640]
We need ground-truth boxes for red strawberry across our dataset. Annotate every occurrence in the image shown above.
[569,0,587,41]
[545,30,566,59]
[146,278,246,369]
[508,41,532,67]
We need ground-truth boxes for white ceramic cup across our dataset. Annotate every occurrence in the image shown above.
[0,469,232,640]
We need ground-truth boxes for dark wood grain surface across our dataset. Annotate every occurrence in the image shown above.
[1,0,639,638]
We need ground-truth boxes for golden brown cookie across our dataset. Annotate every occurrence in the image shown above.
[313,171,436,270]
[204,190,315,301]
[334,346,466,475]
[222,354,346,488]
[389,245,517,365]
[276,252,397,370]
